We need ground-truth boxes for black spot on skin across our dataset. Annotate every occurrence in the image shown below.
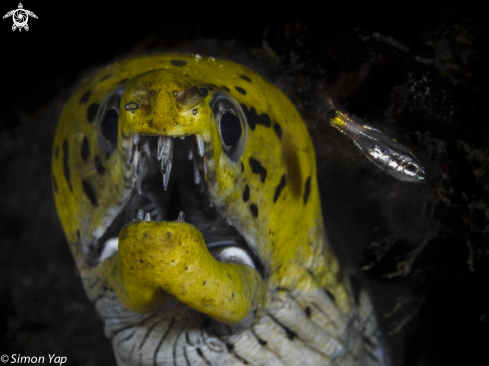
[242,185,250,202]
[76,230,80,241]
[303,176,311,205]
[55,146,59,158]
[94,156,105,174]
[249,157,267,183]
[226,343,234,352]
[235,86,246,95]
[117,78,129,85]
[52,175,58,193]
[256,337,267,346]
[284,326,298,341]
[273,123,283,139]
[240,104,271,130]
[100,74,111,81]
[62,139,72,191]
[170,59,187,67]
[325,289,336,303]
[240,75,252,82]
[87,103,99,123]
[250,204,258,218]
[81,136,89,161]
[273,174,286,203]
[79,90,91,104]
[221,86,230,92]
[241,162,244,173]
[82,180,97,205]
[304,306,311,318]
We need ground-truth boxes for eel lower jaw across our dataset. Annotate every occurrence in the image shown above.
[92,134,267,321]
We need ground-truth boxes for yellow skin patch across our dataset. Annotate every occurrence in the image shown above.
[51,54,364,363]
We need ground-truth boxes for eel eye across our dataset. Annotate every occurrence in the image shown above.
[211,92,248,162]
[95,85,125,156]
[404,162,419,175]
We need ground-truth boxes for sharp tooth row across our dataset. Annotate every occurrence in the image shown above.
[135,209,184,222]
[132,134,206,193]
[135,209,152,221]
[196,134,205,157]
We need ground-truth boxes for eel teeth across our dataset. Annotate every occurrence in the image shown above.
[162,161,172,191]
[157,136,164,160]
[144,212,151,221]
[180,136,185,140]
[188,149,193,160]
[178,211,185,221]
[193,156,201,185]
[136,158,146,195]
[133,145,141,179]
[196,134,205,157]
[158,136,173,191]
[133,133,140,145]
[137,209,144,220]
[157,136,173,167]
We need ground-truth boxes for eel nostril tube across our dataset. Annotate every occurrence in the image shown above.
[176,86,208,111]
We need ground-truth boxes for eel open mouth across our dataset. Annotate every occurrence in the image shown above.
[95,134,264,277]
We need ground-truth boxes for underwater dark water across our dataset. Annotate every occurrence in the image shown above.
[1,1,486,365]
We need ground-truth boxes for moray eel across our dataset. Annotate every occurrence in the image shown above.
[52,55,385,365]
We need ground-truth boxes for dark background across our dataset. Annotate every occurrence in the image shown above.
[0,1,487,365]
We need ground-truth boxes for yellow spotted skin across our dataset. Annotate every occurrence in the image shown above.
[52,54,383,365]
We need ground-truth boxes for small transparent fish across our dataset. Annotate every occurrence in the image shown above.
[328,109,426,182]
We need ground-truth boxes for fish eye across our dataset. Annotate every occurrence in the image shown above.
[210,92,248,162]
[95,85,125,156]
[404,162,419,175]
